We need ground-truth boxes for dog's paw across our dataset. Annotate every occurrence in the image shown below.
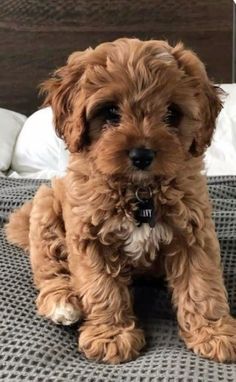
[182,316,236,362]
[36,290,82,325]
[78,322,145,364]
[48,301,81,325]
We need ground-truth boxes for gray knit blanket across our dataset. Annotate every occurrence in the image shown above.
[1,177,236,381]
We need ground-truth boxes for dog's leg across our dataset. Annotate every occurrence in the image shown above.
[29,184,81,325]
[68,243,145,364]
[165,219,236,362]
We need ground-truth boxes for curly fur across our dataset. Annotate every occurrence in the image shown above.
[6,38,236,364]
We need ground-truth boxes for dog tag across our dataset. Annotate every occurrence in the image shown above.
[135,198,155,227]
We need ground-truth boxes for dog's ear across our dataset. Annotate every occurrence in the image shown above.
[40,49,92,152]
[172,43,223,156]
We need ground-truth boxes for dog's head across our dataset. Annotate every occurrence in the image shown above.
[42,38,222,181]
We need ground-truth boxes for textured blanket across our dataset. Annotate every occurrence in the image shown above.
[1,177,236,381]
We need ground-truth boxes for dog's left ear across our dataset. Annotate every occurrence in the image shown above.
[40,49,92,152]
[172,43,223,156]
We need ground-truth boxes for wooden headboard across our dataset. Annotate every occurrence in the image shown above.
[0,0,234,116]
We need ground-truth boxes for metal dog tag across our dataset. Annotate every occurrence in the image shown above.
[135,198,155,227]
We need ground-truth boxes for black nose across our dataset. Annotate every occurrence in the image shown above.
[129,148,155,169]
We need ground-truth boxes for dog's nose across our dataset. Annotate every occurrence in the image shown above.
[129,148,155,169]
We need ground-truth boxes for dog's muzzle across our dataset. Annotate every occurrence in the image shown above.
[129,148,155,170]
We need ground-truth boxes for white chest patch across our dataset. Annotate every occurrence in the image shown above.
[122,221,173,264]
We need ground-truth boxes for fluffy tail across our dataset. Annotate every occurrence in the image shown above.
[5,201,32,251]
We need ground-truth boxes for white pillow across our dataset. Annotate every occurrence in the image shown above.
[11,107,69,178]
[204,84,236,176]
[0,108,26,171]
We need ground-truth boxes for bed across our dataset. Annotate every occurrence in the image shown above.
[1,1,236,381]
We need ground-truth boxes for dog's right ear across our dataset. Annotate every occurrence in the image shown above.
[40,49,92,152]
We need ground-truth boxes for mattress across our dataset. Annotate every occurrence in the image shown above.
[1,177,236,381]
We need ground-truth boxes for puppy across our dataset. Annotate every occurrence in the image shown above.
[6,38,236,364]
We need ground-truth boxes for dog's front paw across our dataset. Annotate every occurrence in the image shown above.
[182,316,236,362]
[78,322,145,364]
[36,289,82,325]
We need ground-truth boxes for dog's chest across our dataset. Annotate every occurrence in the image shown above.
[120,221,173,264]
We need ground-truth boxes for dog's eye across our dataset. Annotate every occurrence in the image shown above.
[163,103,182,128]
[98,104,120,126]
[104,106,120,125]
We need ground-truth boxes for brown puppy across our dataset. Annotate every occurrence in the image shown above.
[6,38,236,364]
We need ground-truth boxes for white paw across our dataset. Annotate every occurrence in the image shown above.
[49,302,81,325]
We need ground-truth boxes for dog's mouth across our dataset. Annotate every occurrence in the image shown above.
[129,169,154,183]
